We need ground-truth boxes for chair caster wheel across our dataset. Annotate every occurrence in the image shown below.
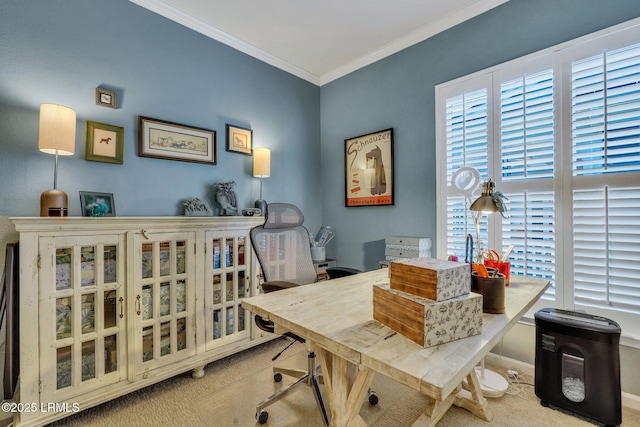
[274,372,283,382]
[257,410,269,424]
[368,390,379,406]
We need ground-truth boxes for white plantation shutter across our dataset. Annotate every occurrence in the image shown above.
[498,69,557,298]
[570,42,640,318]
[502,191,556,296]
[573,187,640,313]
[572,43,640,176]
[445,89,489,180]
[444,89,489,259]
[436,19,640,336]
[501,70,555,180]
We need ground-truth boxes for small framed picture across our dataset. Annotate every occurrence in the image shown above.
[226,124,252,155]
[85,121,124,164]
[79,191,116,217]
[96,88,116,109]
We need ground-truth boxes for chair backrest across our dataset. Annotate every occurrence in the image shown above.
[250,203,317,286]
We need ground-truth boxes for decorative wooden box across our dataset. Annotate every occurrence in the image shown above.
[373,283,482,348]
[390,257,470,302]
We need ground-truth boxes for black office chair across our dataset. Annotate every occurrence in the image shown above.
[250,203,374,425]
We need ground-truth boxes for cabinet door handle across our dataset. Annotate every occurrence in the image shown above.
[119,297,124,319]
[136,295,141,315]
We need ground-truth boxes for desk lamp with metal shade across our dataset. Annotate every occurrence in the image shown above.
[38,103,76,217]
[253,147,270,215]
[468,177,510,398]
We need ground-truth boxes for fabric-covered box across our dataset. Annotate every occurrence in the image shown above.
[390,257,470,302]
[373,283,482,348]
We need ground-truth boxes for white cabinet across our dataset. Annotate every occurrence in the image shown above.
[10,216,266,427]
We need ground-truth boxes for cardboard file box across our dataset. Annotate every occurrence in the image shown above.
[373,283,482,348]
[390,257,470,302]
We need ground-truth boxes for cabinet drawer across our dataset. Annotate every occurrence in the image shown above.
[385,248,421,259]
[385,236,432,252]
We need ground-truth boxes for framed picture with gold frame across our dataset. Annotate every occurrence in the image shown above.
[85,121,124,164]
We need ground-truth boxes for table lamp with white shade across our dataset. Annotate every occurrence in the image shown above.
[38,103,76,217]
[253,147,270,215]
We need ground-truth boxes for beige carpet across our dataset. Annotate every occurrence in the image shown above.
[43,338,638,426]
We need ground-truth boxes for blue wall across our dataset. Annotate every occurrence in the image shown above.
[320,0,640,271]
[0,0,322,228]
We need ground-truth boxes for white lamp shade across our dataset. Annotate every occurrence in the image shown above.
[38,103,76,156]
[253,147,271,178]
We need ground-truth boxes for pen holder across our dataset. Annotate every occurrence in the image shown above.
[483,259,511,286]
[471,268,505,314]
[310,246,325,261]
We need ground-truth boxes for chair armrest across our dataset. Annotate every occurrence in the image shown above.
[326,267,361,279]
[262,280,299,293]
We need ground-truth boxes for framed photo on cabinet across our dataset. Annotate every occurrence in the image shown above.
[344,128,394,207]
[79,191,116,217]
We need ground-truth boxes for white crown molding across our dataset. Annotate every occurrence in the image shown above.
[130,0,508,87]
[129,0,321,85]
[319,0,510,85]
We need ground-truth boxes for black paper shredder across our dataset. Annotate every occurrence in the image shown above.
[534,308,621,426]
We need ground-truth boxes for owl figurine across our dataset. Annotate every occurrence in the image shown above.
[215,181,238,216]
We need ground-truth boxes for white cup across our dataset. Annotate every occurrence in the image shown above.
[310,246,325,261]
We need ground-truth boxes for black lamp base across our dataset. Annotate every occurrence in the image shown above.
[254,199,267,216]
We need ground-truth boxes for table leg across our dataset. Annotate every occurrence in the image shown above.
[317,348,374,427]
[412,393,456,427]
[454,368,493,421]
[412,368,493,426]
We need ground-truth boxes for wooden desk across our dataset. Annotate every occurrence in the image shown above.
[242,269,549,426]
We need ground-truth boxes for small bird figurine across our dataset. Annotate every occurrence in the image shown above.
[215,181,238,216]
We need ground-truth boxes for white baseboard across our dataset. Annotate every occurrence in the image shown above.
[485,353,640,411]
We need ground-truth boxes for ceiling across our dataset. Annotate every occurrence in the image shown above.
[130,0,508,86]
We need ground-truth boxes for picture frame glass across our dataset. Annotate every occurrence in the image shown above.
[344,128,394,207]
[92,128,117,158]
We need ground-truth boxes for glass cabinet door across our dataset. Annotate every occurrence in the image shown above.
[133,231,196,376]
[39,235,126,402]
[204,231,251,351]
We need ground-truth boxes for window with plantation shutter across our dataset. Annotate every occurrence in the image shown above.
[436,18,640,338]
